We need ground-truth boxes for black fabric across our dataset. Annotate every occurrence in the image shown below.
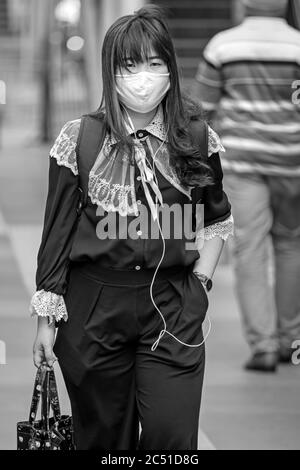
[202,153,232,227]
[189,118,208,232]
[35,159,80,294]
[35,115,231,297]
[53,263,207,450]
[188,118,231,228]
[76,112,107,211]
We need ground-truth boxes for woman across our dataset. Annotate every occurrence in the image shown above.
[30,6,233,450]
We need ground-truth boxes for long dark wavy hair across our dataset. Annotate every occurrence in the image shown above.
[92,4,214,188]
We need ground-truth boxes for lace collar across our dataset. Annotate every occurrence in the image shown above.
[87,104,226,217]
[107,105,168,147]
[49,108,225,219]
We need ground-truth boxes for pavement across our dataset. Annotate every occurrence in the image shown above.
[0,82,300,451]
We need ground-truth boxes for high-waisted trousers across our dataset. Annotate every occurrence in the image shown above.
[53,261,208,451]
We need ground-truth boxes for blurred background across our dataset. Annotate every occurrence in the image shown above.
[1,0,298,143]
[0,0,300,451]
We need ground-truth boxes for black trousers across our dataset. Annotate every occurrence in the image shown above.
[54,262,208,450]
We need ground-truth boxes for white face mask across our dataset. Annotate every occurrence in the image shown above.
[115,71,170,114]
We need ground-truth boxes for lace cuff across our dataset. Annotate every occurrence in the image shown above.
[49,119,81,176]
[208,126,225,157]
[29,290,68,325]
[197,214,234,241]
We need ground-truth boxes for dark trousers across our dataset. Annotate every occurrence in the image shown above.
[54,262,208,450]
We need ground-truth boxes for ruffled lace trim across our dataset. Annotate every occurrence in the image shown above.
[197,214,234,241]
[88,172,139,216]
[208,126,225,157]
[48,116,223,181]
[29,290,68,325]
[47,114,224,217]
[49,119,81,176]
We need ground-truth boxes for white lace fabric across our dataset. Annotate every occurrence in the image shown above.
[49,108,226,213]
[199,214,234,241]
[88,134,139,216]
[49,119,81,176]
[88,106,191,216]
[208,126,225,155]
[29,290,68,324]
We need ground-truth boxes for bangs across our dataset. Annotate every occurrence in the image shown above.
[113,19,170,71]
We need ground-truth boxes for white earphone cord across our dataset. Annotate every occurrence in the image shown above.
[125,109,212,352]
[146,135,212,352]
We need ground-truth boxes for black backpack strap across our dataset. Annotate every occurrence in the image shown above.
[188,119,209,226]
[189,118,209,201]
[188,118,209,160]
[75,113,106,213]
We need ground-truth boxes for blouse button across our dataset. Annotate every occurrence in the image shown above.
[137,230,142,236]
[137,176,142,181]
[135,265,141,270]
[137,200,141,205]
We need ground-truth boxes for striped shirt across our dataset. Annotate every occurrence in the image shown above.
[196,16,300,176]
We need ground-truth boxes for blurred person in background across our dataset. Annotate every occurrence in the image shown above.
[193,0,300,372]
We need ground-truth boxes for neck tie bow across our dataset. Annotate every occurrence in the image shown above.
[134,139,164,221]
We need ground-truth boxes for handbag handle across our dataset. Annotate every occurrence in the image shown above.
[29,365,47,424]
[41,368,50,431]
[47,368,61,420]
[29,365,61,426]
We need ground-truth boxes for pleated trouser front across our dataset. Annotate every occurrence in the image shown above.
[53,261,208,451]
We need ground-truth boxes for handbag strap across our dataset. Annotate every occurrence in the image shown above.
[48,368,61,420]
[29,365,47,424]
[41,368,51,431]
[29,366,61,426]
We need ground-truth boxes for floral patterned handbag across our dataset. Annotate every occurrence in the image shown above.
[17,365,75,450]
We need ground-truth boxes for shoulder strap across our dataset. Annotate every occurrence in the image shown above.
[75,113,106,210]
[188,118,209,160]
[187,119,209,233]
[188,119,209,214]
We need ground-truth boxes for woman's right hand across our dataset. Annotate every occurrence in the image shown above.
[33,316,57,369]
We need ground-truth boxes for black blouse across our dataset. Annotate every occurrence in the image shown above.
[30,114,233,321]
